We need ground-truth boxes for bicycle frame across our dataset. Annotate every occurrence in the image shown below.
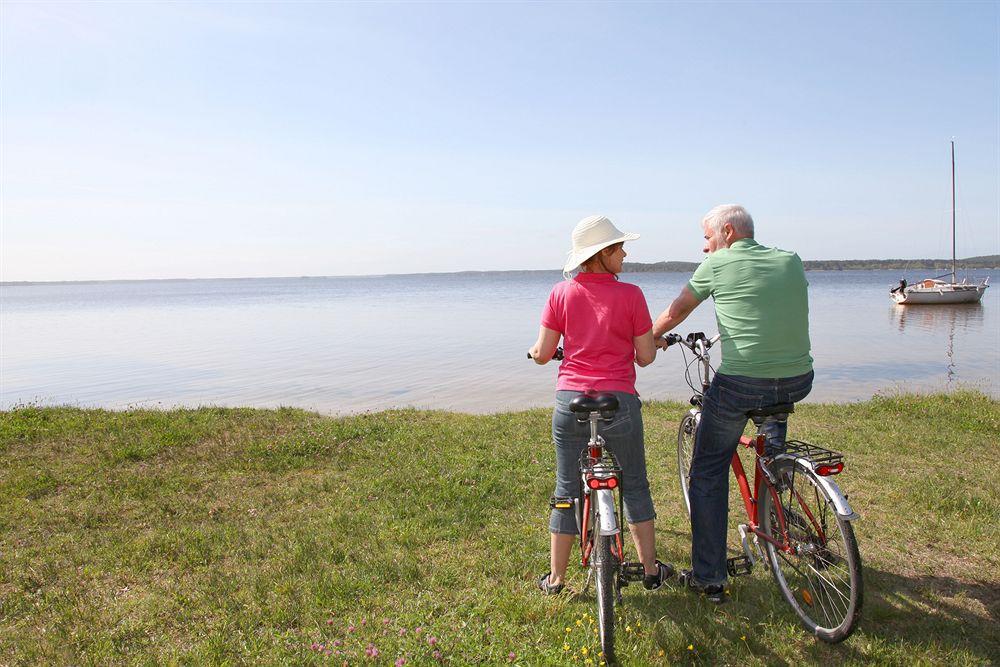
[732,432,798,554]
[577,411,625,567]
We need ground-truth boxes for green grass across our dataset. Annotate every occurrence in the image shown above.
[1,392,998,665]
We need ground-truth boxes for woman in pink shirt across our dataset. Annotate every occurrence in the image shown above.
[528,215,672,594]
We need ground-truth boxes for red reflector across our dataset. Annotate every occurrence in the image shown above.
[587,478,600,489]
[606,477,618,489]
[587,477,618,489]
[816,462,844,476]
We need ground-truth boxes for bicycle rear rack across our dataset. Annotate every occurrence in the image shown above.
[784,440,844,467]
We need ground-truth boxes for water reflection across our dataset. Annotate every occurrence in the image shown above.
[891,302,984,333]
[890,303,985,388]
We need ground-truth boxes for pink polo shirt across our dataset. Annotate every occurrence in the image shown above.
[541,273,653,395]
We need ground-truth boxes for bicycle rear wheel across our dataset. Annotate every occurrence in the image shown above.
[677,412,698,516]
[760,459,863,643]
[594,534,618,664]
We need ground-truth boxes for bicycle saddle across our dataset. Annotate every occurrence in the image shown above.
[569,393,620,415]
[746,403,795,423]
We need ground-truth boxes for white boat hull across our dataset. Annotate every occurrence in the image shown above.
[891,281,988,305]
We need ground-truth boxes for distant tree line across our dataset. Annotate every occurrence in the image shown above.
[623,255,999,273]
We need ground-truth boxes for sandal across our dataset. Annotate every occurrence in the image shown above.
[643,560,675,591]
[537,572,564,595]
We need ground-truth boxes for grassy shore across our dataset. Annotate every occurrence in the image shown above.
[1,392,998,665]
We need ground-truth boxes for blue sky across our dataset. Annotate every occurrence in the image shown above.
[2,2,998,281]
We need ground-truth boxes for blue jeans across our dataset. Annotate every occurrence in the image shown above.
[689,371,814,586]
[550,391,656,534]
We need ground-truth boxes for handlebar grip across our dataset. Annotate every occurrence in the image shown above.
[528,348,565,360]
[663,334,682,347]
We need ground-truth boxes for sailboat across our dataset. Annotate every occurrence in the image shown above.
[890,141,990,305]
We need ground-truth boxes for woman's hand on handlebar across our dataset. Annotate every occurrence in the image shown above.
[656,333,681,350]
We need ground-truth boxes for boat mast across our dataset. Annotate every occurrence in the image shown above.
[951,140,956,283]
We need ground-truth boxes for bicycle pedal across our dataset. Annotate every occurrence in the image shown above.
[620,561,645,584]
[727,555,753,577]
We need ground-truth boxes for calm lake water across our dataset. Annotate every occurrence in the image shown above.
[1,270,996,413]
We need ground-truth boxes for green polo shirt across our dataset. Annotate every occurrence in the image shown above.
[688,238,813,379]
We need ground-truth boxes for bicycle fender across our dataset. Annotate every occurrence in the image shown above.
[773,455,860,522]
[594,489,620,536]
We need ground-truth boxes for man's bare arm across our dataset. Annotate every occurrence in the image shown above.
[652,285,703,341]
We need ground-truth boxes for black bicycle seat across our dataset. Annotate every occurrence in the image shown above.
[746,403,795,423]
[568,393,620,415]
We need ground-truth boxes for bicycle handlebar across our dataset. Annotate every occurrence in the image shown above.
[661,332,720,351]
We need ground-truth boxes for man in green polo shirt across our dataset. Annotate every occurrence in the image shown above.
[652,204,814,602]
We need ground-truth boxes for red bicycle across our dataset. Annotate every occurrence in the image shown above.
[530,349,647,663]
[667,332,863,643]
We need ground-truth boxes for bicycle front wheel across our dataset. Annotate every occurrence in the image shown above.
[677,412,698,517]
[593,534,618,664]
[760,459,863,643]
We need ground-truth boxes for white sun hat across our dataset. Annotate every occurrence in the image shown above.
[563,215,640,275]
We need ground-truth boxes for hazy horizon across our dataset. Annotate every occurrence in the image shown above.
[3,2,998,282]
[2,253,998,286]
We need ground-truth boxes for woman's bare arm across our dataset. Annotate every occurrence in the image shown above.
[528,326,562,364]
[633,329,656,367]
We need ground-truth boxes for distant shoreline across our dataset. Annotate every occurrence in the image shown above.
[2,256,997,286]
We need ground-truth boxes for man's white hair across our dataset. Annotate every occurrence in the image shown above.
[702,204,754,238]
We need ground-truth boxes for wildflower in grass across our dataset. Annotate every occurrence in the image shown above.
[395,658,406,666]
[432,650,443,661]
[581,647,588,656]
[347,624,356,633]
[414,627,423,635]
[563,644,570,651]
[508,652,516,661]
[428,636,438,647]
[687,644,694,651]
[365,643,380,658]
[626,625,632,633]
[327,619,335,626]
[383,618,391,625]
[658,650,665,657]
[361,619,368,626]
[333,639,343,647]
[310,642,319,651]
[576,619,582,626]
[741,635,746,641]
[399,628,407,636]
[565,627,572,633]
[324,650,332,656]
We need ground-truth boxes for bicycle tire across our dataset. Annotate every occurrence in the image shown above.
[677,412,698,517]
[594,533,618,664]
[759,459,863,643]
